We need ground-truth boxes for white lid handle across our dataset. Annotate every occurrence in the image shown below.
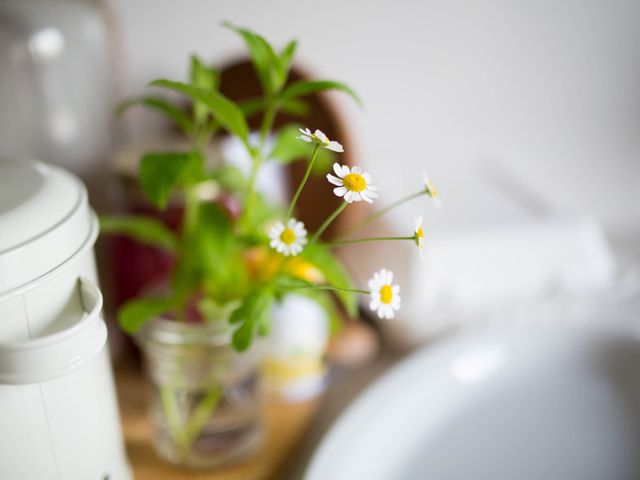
[0,277,107,384]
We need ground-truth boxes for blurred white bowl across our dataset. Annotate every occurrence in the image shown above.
[307,320,640,480]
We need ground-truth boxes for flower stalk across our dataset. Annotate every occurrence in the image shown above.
[285,284,370,296]
[339,189,426,239]
[286,144,320,220]
[311,201,348,243]
[325,235,415,248]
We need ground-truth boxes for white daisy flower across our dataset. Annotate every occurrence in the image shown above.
[423,170,442,209]
[297,127,344,153]
[367,268,401,320]
[326,163,379,204]
[414,216,426,260]
[269,218,308,256]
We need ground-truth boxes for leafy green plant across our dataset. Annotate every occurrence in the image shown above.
[102,22,439,351]
[101,22,441,462]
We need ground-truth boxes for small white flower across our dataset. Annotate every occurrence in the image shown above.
[326,163,379,203]
[423,170,442,209]
[367,268,401,320]
[269,218,308,256]
[297,127,344,152]
[414,216,426,261]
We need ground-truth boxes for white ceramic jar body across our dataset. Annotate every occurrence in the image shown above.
[0,158,131,480]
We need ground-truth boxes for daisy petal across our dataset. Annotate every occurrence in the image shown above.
[327,141,344,153]
[344,190,355,203]
[327,174,343,186]
[334,186,348,197]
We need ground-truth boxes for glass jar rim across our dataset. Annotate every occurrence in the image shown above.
[136,317,232,348]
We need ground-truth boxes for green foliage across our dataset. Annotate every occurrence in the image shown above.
[210,164,247,192]
[99,215,178,251]
[277,39,298,84]
[118,296,178,334]
[239,97,309,119]
[198,298,239,323]
[190,55,219,127]
[230,284,276,351]
[301,245,358,317]
[109,23,366,353]
[195,204,249,303]
[115,96,194,136]
[223,22,296,96]
[282,80,362,107]
[139,152,192,209]
[149,80,249,147]
[169,203,249,307]
[139,151,204,209]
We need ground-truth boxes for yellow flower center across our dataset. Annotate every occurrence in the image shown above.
[380,284,393,304]
[426,181,438,197]
[416,227,424,239]
[280,228,296,245]
[344,173,366,192]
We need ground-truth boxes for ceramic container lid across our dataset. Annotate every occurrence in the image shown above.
[0,157,93,296]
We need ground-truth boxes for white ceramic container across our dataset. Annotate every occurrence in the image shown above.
[0,157,131,480]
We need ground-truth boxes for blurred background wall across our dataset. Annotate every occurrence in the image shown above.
[110,0,640,240]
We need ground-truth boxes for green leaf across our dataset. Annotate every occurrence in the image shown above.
[190,55,219,127]
[210,164,247,192]
[99,215,177,251]
[149,80,249,146]
[277,39,298,84]
[269,124,335,168]
[118,296,177,334]
[230,285,275,351]
[198,298,239,323]
[274,275,314,290]
[280,98,310,117]
[238,98,267,118]
[281,80,362,107]
[231,317,255,352]
[239,97,309,118]
[139,152,191,209]
[190,55,219,90]
[196,204,249,303]
[223,22,279,95]
[301,245,358,317]
[115,96,194,135]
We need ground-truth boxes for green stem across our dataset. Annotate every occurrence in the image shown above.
[160,387,187,450]
[183,186,200,235]
[243,149,262,226]
[339,190,425,239]
[259,100,277,146]
[286,144,319,220]
[288,284,370,295]
[326,235,415,248]
[312,202,348,243]
[182,386,222,448]
[243,100,278,226]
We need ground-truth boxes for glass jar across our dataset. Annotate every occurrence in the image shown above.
[137,318,262,468]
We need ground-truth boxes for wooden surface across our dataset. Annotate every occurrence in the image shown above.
[115,361,320,480]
